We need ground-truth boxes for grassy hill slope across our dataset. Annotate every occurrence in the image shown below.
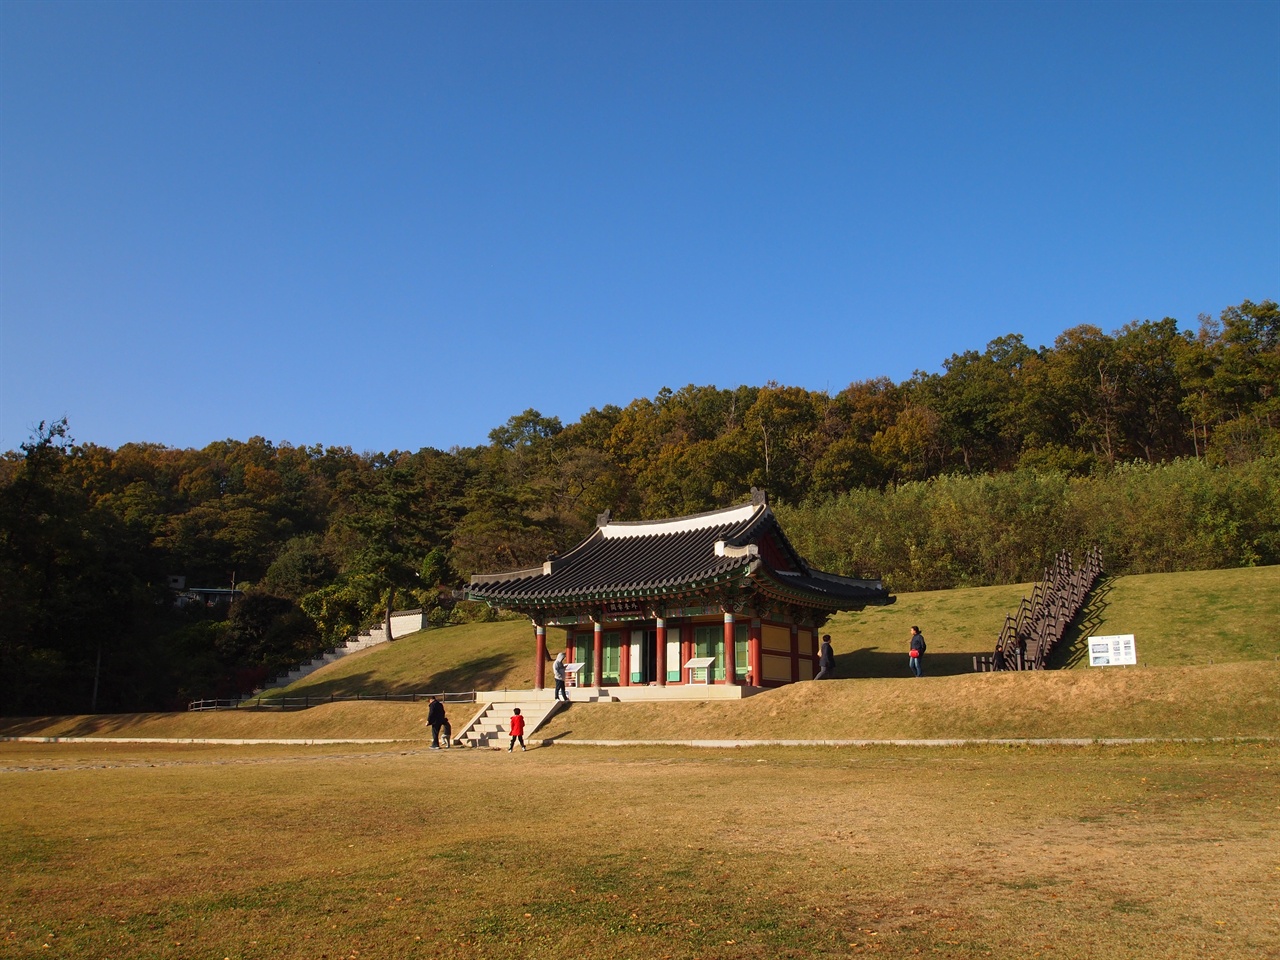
[258,617,536,698]
[536,661,1279,741]
[4,661,1276,742]
[4,566,1275,742]
[830,564,1279,676]
[269,563,1280,695]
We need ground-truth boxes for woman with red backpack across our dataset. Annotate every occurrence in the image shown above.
[908,626,926,678]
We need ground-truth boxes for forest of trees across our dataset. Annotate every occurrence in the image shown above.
[2,300,1276,714]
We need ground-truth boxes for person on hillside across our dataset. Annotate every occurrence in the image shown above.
[908,626,926,678]
[814,634,835,680]
[508,707,527,752]
[426,696,451,749]
[553,651,570,702]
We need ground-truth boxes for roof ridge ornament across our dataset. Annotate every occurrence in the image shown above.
[596,508,612,528]
[751,487,768,507]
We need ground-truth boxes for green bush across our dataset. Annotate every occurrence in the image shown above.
[782,456,1279,590]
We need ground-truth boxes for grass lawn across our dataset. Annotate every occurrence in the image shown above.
[231,566,1278,706]
[2,568,1277,958]
[827,565,1280,677]
[5,660,1276,744]
[536,661,1280,743]
[3,565,1276,745]
[1,740,1276,959]
[256,617,536,699]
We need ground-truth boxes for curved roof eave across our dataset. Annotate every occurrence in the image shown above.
[467,560,756,609]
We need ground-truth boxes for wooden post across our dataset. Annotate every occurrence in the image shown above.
[749,618,762,687]
[723,610,736,685]
[534,623,547,690]
[655,617,667,687]
[790,624,800,683]
[593,620,604,689]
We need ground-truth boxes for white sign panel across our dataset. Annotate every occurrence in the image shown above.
[1088,634,1137,667]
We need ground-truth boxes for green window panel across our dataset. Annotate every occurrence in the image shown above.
[574,634,594,686]
[735,623,749,679]
[694,624,725,681]
[602,632,621,683]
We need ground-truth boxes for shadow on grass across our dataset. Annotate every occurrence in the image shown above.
[1051,576,1114,669]
[835,648,991,679]
[825,575,1115,678]
[269,653,518,699]
[425,653,518,692]
[0,713,189,737]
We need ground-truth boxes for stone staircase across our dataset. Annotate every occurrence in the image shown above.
[454,698,578,749]
[249,610,432,696]
[251,625,391,694]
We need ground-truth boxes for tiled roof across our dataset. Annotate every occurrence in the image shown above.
[467,499,890,612]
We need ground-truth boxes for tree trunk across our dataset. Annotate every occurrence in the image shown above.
[385,587,395,642]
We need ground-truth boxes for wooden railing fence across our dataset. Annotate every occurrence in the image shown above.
[974,546,1103,672]
[188,691,477,711]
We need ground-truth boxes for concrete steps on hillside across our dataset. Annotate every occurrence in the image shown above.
[455,698,576,749]
[248,610,433,696]
[253,626,390,693]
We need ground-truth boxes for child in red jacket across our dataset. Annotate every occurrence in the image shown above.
[508,708,526,752]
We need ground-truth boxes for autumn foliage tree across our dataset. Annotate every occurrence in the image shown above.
[2,299,1276,712]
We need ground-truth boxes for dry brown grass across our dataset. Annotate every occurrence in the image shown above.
[6,572,1275,956]
[538,661,1280,743]
[1,740,1276,959]
[0,701,431,741]
[4,661,1277,745]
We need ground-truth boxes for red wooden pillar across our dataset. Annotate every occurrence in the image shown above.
[593,620,604,688]
[681,624,693,685]
[620,634,631,687]
[655,617,667,687]
[534,623,547,690]
[790,624,800,683]
[749,618,762,687]
[723,610,737,685]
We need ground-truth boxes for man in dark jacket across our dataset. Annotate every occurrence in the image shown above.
[815,634,835,680]
[427,696,451,749]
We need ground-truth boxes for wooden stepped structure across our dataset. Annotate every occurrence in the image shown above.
[974,546,1104,672]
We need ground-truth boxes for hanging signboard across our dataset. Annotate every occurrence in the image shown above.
[1088,634,1137,666]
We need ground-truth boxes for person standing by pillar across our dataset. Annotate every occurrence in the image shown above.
[553,651,569,702]
[814,634,835,680]
[908,626,926,678]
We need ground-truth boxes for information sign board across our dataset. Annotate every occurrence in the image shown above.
[1087,634,1137,666]
[684,656,716,684]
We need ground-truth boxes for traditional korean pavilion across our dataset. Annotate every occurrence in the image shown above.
[467,490,893,690]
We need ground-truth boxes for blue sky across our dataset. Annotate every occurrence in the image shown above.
[2,1,1276,455]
